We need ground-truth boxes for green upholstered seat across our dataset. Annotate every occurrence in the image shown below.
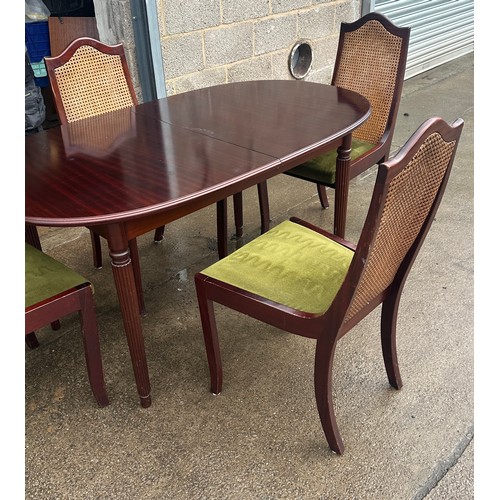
[201,220,354,315]
[25,243,90,309]
[287,138,375,186]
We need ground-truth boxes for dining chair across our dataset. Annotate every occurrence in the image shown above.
[25,242,109,407]
[45,37,233,313]
[234,12,410,239]
[44,37,164,312]
[194,116,464,453]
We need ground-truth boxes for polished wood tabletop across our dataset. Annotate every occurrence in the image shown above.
[25,80,370,407]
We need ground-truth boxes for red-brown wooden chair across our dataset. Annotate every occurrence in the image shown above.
[234,12,410,239]
[45,37,233,313]
[195,117,464,453]
[25,242,109,407]
[44,37,163,313]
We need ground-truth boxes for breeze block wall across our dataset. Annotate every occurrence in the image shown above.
[156,0,361,95]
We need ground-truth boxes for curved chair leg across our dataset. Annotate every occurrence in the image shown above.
[79,285,109,407]
[153,226,165,243]
[317,184,329,209]
[89,229,103,269]
[314,338,344,454]
[233,192,243,238]
[195,277,223,394]
[381,293,403,389]
[217,199,228,259]
[128,238,146,316]
[257,181,270,234]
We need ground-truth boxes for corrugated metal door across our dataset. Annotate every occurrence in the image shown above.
[369,0,474,78]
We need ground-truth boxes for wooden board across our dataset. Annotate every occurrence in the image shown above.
[48,16,99,56]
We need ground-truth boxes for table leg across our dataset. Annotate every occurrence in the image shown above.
[333,135,352,238]
[107,224,151,408]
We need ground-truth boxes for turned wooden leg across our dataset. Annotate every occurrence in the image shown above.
[128,238,146,316]
[107,224,151,408]
[333,135,352,238]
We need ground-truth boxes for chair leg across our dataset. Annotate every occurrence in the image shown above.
[314,338,344,454]
[79,285,109,407]
[233,192,243,238]
[89,229,103,269]
[195,277,223,394]
[25,224,42,250]
[153,226,165,243]
[380,294,403,389]
[257,181,270,234]
[51,320,61,330]
[216,199,228,259]
[317,184,329,209]
[25,332,40,349]
[128,238,146,316]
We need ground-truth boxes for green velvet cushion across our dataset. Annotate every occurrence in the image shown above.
[201,220,354,315]
[287,138,375,186]
[25,243,90,309]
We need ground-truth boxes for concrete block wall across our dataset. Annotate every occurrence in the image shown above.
[156,0,361,95]
[94,0,143,101]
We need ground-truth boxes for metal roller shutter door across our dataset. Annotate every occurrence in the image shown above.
[371,0,474,78]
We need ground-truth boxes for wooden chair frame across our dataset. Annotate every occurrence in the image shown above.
[194,117,464,453]
[234,12,411,239]
[45,37,163,314]
[45,37,233,313]
[25,253,109,407]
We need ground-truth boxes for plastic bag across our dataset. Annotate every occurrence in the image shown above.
[25,51,46,133]
[25,0,50,22]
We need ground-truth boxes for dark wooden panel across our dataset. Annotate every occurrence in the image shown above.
[48,16,99,56]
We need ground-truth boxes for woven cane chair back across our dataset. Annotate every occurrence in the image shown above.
[334,18,407,145]
[345,130,458,323]
[45,37,137,124]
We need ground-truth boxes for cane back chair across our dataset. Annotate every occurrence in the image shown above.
[44,37,163,312]
[194,117,464,453]
[25,242,109,407]
[234,12,410,239]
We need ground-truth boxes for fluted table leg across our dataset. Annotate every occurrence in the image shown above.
[107,224,151,408]
[333,134,352,238]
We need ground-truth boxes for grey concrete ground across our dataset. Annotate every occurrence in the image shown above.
[25,53,473,499]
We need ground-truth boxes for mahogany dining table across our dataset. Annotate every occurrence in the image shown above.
[25,80,370,408]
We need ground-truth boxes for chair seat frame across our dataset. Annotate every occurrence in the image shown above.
[26,280,109,407]
[195,117,464,453]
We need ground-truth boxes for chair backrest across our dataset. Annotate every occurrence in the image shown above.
[332,12,410,148]
[333,117,464,328]
[45,37,138,124]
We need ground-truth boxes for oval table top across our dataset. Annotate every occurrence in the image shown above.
[25,80,370,227]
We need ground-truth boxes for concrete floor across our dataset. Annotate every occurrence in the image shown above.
[25,53,473,499]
